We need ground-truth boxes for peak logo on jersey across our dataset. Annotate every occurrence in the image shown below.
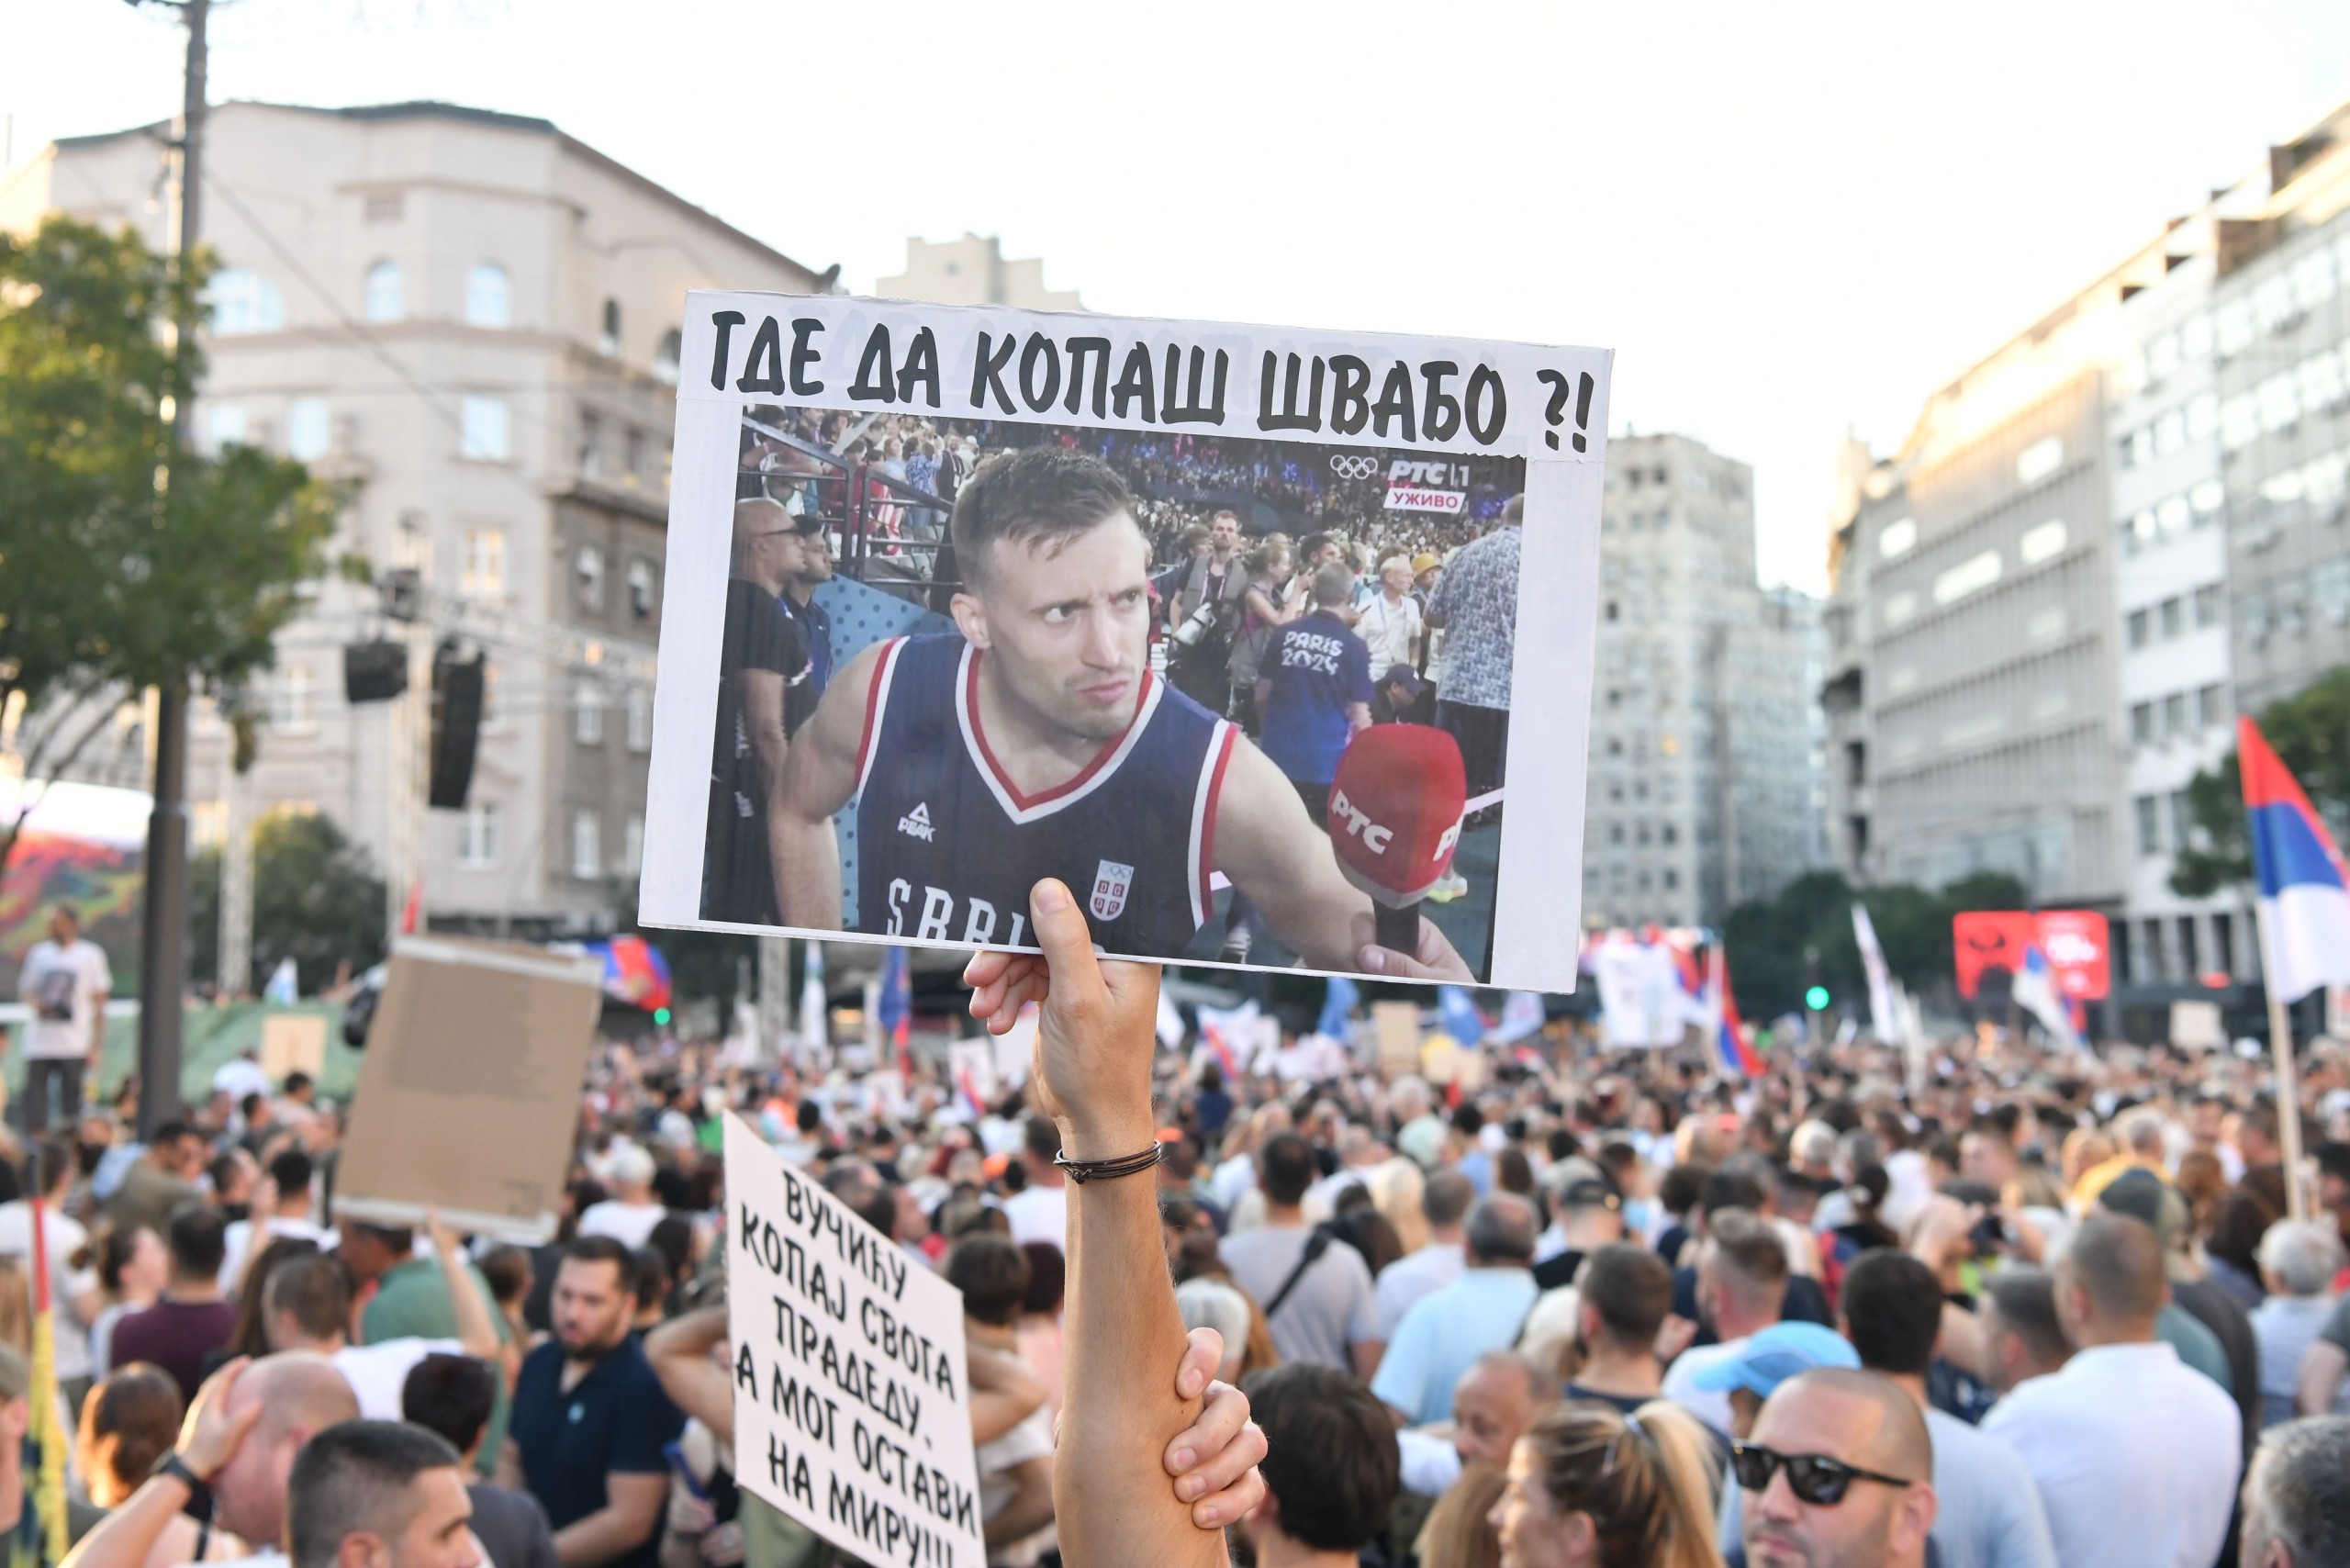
[1091,860,1135,921]
[898,801,935,841]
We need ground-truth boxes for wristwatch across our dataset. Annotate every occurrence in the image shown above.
[151,1450,211,1495]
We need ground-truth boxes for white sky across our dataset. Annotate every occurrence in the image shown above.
[7,0,2349,592]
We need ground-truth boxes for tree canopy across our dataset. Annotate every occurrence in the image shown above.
[0,216,339,870]
[191,811,386,997]
[1722,868,2030,1021]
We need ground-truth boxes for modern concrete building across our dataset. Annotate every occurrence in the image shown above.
[876,233,1081,311]
[1585,433,1818,930]
[1,100,830,937]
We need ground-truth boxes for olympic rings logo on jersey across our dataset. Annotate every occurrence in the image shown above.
[1328,455,1380,480]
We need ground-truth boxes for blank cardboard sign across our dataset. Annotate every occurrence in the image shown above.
[335,936,605,1243]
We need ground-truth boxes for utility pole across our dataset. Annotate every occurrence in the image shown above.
[134,0,207,1134]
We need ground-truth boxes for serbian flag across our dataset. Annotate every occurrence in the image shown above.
[27,1199,67,1563]
[2240,716,2350,1002]
[1707,946,1763,1077]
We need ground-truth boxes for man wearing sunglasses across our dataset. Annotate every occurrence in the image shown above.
[1737,1368,1939,1568]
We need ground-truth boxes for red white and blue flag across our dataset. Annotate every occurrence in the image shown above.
[1706,946,1763,1077]
[2240,716,2350,1002]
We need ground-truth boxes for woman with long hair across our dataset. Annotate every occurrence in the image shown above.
[87,1226,168,1380]
[76,1362,250,1564]
[222,1235,323,1361]
[1490,1400,1725,1568]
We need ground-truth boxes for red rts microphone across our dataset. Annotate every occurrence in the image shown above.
[1326,723,1468,957]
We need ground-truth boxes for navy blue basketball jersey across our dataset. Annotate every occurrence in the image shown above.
[852,633,1237,956]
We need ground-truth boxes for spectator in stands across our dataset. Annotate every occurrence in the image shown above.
[1980,1213,2241,1568]
[1168,509,1248,713]
[1424,495,1520,813]
[1493,1398,1725,1568]
[1255,563,1373,825]
[1357,554,1425,672]
[1737,1369,1938,1568]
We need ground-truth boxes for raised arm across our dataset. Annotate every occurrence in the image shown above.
[1213,739,1470,980]
[644,1305,736,1444]
[772,642,887,929]
[424,1211,504,1364]
[965,883,1225,1568]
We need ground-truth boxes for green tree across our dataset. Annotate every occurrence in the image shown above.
[0,216,339,872]
[1722,869,2031,1020]
[191,812,386,996]
[2173,667,2350,897]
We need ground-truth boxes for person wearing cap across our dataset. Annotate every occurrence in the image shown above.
[1698,1321,1864,1562]
[576,1145,668,1250]
[1371,1194,1540,1426]
[1531,1168,1624,1292]
[1372,663,1433,726]
[705,493,819,924]
[1980,1213,2241,1568]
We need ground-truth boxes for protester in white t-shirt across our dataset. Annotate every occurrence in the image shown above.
[1001,1115,1069,1250]
[1356,555,1425,672]
[258,1215,503,1421]
[576,1144,668,1249]
[15,905,111,1131]
[219,1148,336,1294]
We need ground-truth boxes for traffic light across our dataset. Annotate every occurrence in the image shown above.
[1803,946,1827,1013]
[1806,985,1830,1011]
[654,1007,672,1026]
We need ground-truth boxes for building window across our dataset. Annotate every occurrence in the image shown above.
[571,811,602,879]
[2141,918,2167,981]
[2193,586,2221,628]
[2159,597,2184,639]
[625,689,651,752]
[207,268,285,334]
[576,544,605,611]
[2164,691,2188,737]
[2198,684,2228,727]
[625,427,646,483]
[270,665,315,732]
[2171,790,2197,851]
[204,403,249,454]
[286,397,330,462]
[2135,794,2162,856]
[2212,912,2234,976]
[364,191,403,223]
[460,529,506,599]
[464,263,511,329]
[622,812,644,877]
[627,559,657,620]
[599,298,621,359]
[2127,608,2151,649]
[579,409,603,479]
[2016,436,2065,486]
[2020,519,2066,566]
[363,260,404,324]
[459,396,509,461]
[1662,869,1679,890]
[655,330,682,385]
[2131,701,2155,745]
[459,803,499,868]
[574,683,603,745]
[1877,517,1917,560]
[1932,549,2002,606]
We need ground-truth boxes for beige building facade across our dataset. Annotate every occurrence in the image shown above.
[876,233,1081,311]
[2,100,829,936]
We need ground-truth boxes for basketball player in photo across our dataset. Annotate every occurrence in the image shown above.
[766,446,1472,979]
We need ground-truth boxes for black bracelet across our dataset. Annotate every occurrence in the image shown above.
[1054,1141,1164,1184]
[151,1450,210,1496]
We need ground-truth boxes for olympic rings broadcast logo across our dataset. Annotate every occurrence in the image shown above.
[1329,455,1380,480]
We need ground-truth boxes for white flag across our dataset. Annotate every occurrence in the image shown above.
[1852,904,1898,1045]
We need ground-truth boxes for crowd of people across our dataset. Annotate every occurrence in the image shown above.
[7,892,2350,1566]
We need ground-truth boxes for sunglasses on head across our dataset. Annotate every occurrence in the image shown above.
[1730,1442,1914,1506]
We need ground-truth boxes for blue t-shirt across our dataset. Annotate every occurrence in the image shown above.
[1370,1267,1541,1426]
[1259,610,1372,785]
[509,1334,683,1568]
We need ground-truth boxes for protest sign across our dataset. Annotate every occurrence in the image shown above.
[259,1013,328,1081]
[336,937,603,1241]
[640,294,1609,991]
[1373,1002,1422,1078]
[724,1116,984,1568]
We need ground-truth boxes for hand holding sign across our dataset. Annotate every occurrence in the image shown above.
[963,879,1160,1160]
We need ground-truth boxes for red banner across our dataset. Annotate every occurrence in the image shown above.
[1953,910,2110,1001]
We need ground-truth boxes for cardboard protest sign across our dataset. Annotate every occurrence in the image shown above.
[724,1116,984,1567]
[335,937,603,1241]
[1373,1002,1423,1077]
[259,1013,328,1081]
[640,295,1609,990]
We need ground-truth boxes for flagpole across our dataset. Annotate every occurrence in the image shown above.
[2253,905,2311,1222]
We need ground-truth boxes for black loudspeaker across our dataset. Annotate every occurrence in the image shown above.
[343,640,409,704]
[428,642,487,810]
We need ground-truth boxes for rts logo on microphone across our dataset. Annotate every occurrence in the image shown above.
[1329,789,1461,864]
